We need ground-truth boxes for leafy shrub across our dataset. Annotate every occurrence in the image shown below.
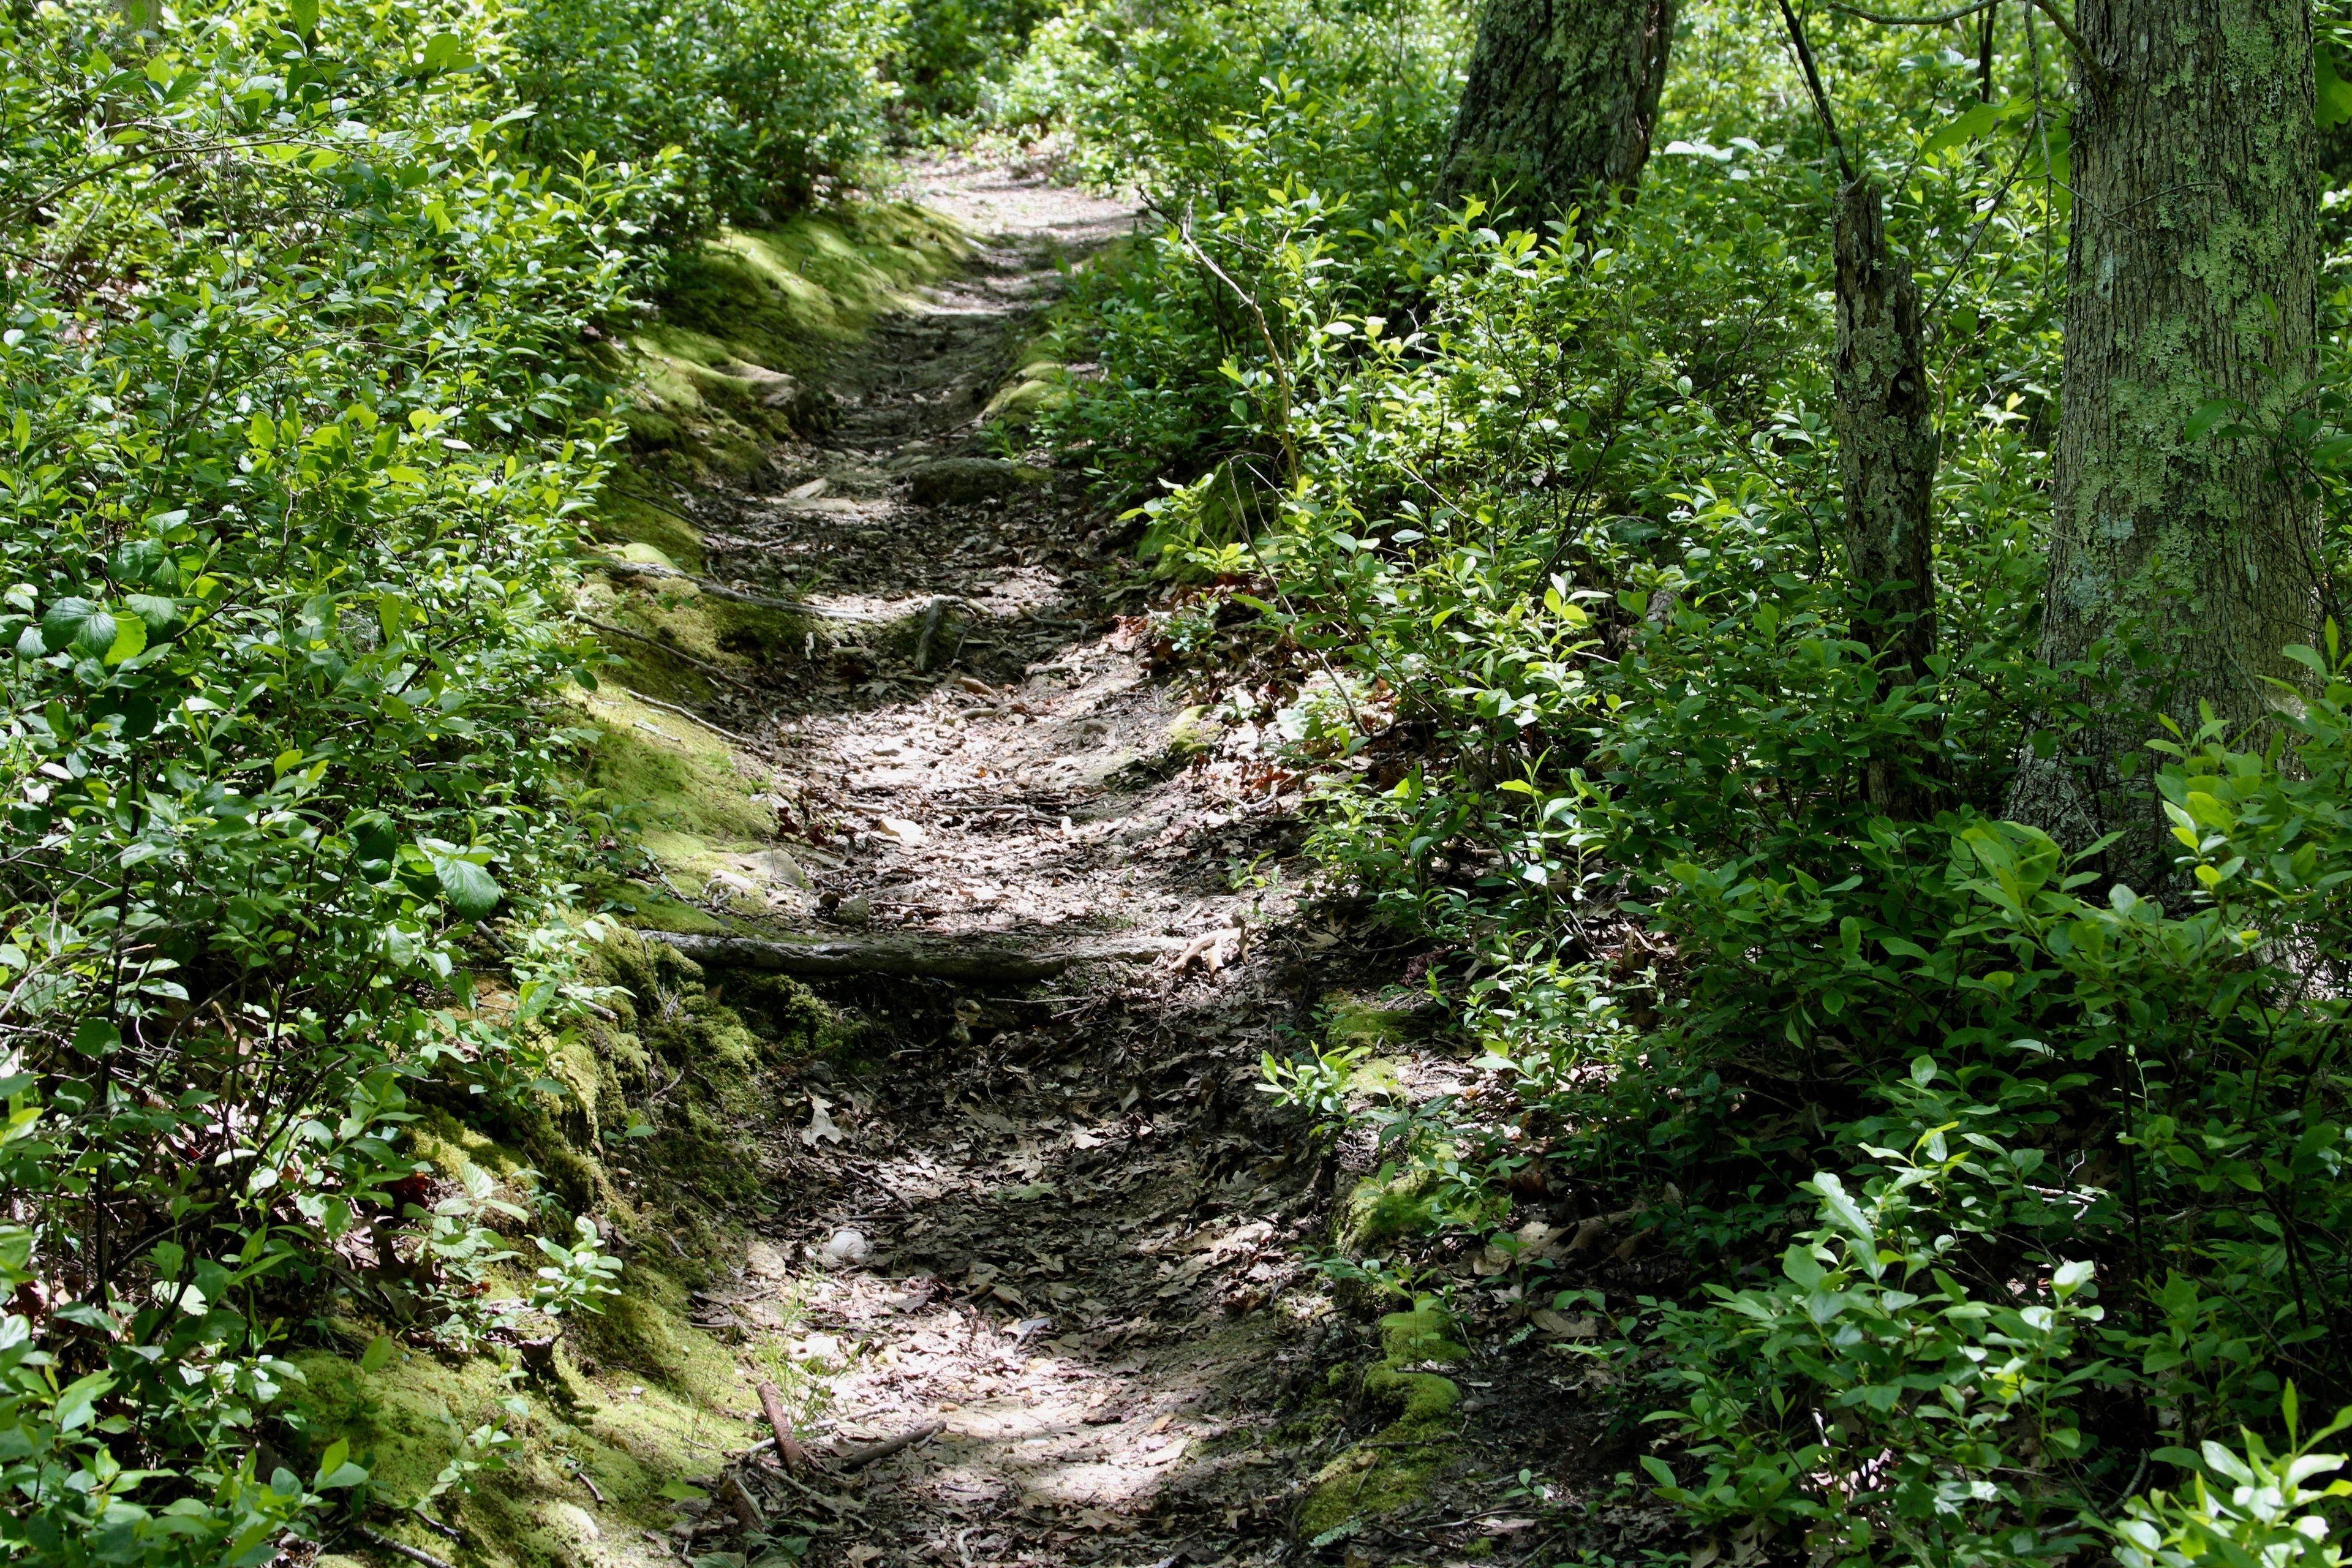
[2114,1393,2352,1568]
[505,0,901,244]
[0,0,642,1554]
[891,0,1058,127]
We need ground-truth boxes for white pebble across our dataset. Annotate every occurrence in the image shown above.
[821,1227,870,1267]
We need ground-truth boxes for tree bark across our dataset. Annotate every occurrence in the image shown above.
[1833,175,1939,815]
[1834,175,1938,684]
[2011,0,2320,883]
[1438,0,1675,217]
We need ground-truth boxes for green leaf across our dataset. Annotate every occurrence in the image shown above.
[361,1334,399,1373]
[2186,399,2237,441]
[2184,790,2234,831]
[1807,1172,1876,1252]
[54,1371,115,1433]
[2201,1439,2256,1485]
[314,1439,368,1489]
[431,854,503,920]
[104,612,146,666]
[2321,48,2352,129]
[1924,99,1999,155]
[40,597,112,657]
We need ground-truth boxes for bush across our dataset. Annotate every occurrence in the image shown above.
[1039,0,2352,1551]
[0,0,642,1554]
[504,0,901,245]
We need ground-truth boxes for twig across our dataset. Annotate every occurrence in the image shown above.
[755,1455,867,1516]
[758,1381,814,1473]
[1777,0,1856,183]
[724,1472,765,1530]
[578,618,762,692]
[616,688,772,754]
[1824,0,2103,93]
[356,1527,457,1568]
[412,1513,461,1543]
[1159,196,1298,483]
[834,1420,944,1471]
[1822,0,1995,21]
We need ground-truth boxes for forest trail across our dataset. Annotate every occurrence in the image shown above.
[633,161,1382,1568]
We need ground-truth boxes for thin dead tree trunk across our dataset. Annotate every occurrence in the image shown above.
[1833,175,1940,814]
[1438,0,1676,217]
[2009,0,2320,884]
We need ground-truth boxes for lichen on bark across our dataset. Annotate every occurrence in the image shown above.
[2013,0,2321,881]
[1437,0,1675,217]
[1833,175,1940,813]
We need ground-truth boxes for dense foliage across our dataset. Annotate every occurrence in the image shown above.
[0,0,696,1558]
[17,0,2352,1559]
[1025,0,2352,1558]
[507,0,899,243]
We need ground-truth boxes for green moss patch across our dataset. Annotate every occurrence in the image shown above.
[577,688,776,846]
[1295,1303,1469,1540]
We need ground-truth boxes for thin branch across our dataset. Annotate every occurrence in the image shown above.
[577,618,762,692]
[353,1528,456,1568]
[2017,0,2095,81]
[1777,0,1856,184]
[1824,0,2103,94]
[1822,0,1996,23]
[1153,195,1300,484]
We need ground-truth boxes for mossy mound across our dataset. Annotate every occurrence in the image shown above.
[1295,1303,1468,1540]
[298,1327,737,1568]
[622,205,969,478]
[293,929,855,1568]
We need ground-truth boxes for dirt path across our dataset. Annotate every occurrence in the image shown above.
[638,162,1385,1568]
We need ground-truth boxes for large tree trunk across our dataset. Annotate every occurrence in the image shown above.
[2011,0,2320,884]
[1438,0,1675,217]
[1833,175,1939,815]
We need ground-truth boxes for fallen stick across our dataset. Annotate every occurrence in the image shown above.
[754,1456,865,1517]
[355,1527,457,1568]
[617,688,772,754]
[723,1472,765,1530]
[757,1381,813,1474]
[644,930,1177,982]
[834,1420,944,1471]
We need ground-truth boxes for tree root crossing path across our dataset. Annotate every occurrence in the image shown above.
[611,162,1430,1568]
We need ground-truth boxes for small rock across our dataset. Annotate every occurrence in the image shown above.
[834,893,872,927]
[719,360,833,432]
[905,457,1042,507]
[821,1228,870,1267]
[745,848,807,888]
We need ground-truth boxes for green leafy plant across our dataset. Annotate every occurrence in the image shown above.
[2115,1392,2352,1568]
